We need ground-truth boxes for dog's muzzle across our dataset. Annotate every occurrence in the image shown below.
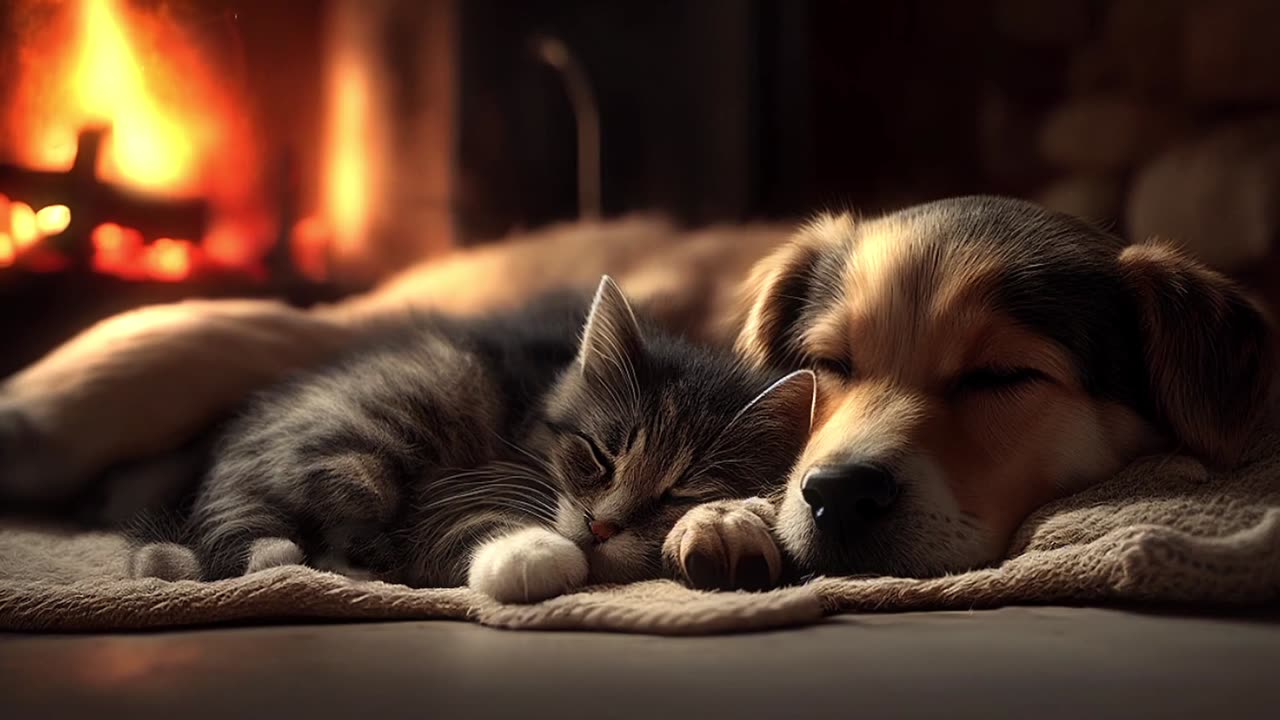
[801,463,899,535]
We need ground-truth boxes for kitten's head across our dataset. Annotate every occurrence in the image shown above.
[537,276,815,583]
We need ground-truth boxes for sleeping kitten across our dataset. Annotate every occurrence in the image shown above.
[133,277,813,602]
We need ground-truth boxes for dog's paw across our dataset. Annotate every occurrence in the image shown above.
[245,537,304,573]
[468,527,588,603]
[663,497,783,591]
[129,542,202,581]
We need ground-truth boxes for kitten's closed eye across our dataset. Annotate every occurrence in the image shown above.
[658,486,702,505]
[549,422,613,485]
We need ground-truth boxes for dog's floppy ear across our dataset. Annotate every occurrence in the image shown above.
[735,224,837,369]
[1119,242,1277,466]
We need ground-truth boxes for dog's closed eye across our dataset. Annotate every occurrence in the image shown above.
[952,367,1048,394]
[812,357,855,378]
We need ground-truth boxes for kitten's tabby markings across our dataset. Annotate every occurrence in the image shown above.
[133,277,813,602]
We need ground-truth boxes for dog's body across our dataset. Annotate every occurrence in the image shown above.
[683,196,1274,582]
[0,217,786,513]
[3,197,1274,588]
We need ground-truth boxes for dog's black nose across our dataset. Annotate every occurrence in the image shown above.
[801,463,898,533]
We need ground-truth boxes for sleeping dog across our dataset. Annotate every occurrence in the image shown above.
[666,196,1276,586]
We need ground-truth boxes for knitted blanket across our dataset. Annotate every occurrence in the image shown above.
[2,427,1277,635]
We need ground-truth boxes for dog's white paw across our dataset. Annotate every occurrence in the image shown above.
[129,542,202,581]
[663,497,783,591]
[468,527,588,603]
[245,537,304,573]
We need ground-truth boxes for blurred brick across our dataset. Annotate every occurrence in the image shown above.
[1036,174,1125,224]
[978,89,1046,184]
[1039,95,1186,172]
[1128,118,1280,271]
[993,0,1094,49]
[1102,0,1185,97]
[1065,45,1124,96]
[1185,0,1280,103]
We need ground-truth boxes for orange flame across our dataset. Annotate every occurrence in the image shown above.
[144,238,195,282]
[8,201,38,249]
[2,0,274,281]
[0,233,13,268]
[35,204,71,235]
[74,0,198,192]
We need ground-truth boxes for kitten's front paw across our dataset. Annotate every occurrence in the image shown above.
[663,497,782,592]
[468,527,588,603]
[245,537,304,573]
[129,542,202,581]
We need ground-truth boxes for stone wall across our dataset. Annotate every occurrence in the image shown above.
[984,0,1280,271]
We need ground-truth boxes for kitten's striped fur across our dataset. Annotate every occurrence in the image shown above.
[134,278,813,602]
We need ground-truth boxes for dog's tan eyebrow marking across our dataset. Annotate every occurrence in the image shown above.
[963,318,1078,387]
[799,310,850,364]
[930,258,1003,321]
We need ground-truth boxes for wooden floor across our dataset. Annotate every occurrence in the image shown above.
[2,607,1278,720]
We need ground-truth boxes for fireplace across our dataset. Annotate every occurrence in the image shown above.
[0,0,460,376]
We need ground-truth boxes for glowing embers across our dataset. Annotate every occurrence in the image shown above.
[36,205,72,236]
[0,195,72,270]
[88,223,195,282]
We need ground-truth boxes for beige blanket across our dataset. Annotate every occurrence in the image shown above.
[3,425,1278,635]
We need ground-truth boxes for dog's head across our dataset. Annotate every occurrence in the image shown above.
[737,196,1276,578]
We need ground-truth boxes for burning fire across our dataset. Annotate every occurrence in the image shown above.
[72,0,201,193]
[1,0,277,281]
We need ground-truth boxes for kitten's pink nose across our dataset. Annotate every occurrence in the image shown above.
[588,520,619,542]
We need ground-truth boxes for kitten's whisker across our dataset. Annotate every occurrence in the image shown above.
[486,462,589,513]
[420,483,556,512]
[483,500,557,519]
[490,434,556,474]
[483,455,592,516]
[426,468,516,486]
[422,486,563,521]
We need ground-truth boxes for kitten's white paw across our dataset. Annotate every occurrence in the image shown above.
[245,537,304,573]
[468,527,588,603]
[129,542,201,581]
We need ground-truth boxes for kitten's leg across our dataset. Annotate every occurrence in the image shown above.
[192,495,299,579]
[245,537,305,573]
[303,451,404,577]
[468,526,588,603]
[663,497,784,592]
[129,542,202,581]
[195,335,501,582]
[191,451,400,580]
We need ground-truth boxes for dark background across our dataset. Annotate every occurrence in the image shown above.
[453,0,991,237]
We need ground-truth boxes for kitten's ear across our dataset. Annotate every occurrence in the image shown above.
[578,276,645,383]
[726,369,817,460]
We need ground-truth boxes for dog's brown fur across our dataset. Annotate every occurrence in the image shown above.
[727,196,1276,578]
